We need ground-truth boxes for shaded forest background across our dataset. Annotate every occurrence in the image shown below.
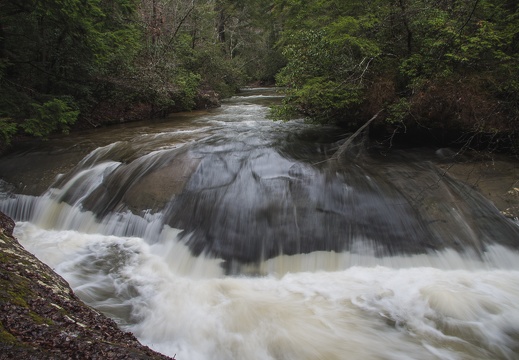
[1,0,518,153]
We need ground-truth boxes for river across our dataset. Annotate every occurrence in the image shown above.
[1,88,519,359]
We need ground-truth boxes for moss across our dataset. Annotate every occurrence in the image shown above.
[28,311,50,325]
[1,242,50,325]
[0,323,18,345]
[7,290,29,308]
[0,269,55,328]
[0,268,30,306]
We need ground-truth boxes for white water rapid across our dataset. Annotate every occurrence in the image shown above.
[1,88,519,359]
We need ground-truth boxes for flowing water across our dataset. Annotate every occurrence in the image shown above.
[1,88,519,359]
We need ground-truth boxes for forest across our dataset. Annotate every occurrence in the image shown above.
[1,0,518,153]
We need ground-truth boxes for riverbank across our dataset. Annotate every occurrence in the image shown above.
[0,88,222,158]
[0,211,174,360]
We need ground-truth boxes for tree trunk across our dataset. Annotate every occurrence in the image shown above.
[215,0,226,43]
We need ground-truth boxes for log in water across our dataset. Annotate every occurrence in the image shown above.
[1,88,519,359]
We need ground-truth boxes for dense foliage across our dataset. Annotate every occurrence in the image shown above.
[0,0,140,145]
[273,0,519,151]
[1,0,517,152]
[0,0,281,147]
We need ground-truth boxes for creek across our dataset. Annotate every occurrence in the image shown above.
[1,88,519,359]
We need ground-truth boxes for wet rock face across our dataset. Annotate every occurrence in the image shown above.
[0,211,14,237]
[0,211,173,360]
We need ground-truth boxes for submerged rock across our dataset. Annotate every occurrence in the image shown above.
[0,211,173,360]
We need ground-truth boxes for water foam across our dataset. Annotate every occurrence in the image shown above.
[14,221,519,360]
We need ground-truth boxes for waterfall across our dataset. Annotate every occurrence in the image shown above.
[1,88,519,359]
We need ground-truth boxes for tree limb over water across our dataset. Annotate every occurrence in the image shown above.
[329,110,383,163]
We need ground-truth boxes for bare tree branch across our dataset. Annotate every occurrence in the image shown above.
[329,109,383,162]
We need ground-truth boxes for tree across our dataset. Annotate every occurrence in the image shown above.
[272,0,519,152]
[136,0,284,103]
[272,0,382,123]
[0,0,141,142]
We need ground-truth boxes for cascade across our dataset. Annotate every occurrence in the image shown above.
[1,88,519,359]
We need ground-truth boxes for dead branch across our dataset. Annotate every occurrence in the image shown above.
[329,109,383,162]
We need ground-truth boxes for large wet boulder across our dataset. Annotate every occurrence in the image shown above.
[0,211,173,360]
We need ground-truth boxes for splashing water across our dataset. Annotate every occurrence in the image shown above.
[13,220,519,360]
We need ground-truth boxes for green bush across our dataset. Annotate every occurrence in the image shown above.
[0,118,18,146]
[21,99,79,138]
